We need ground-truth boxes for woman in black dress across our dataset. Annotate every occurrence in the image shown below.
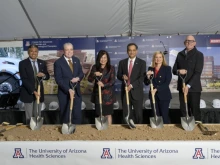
[88,50,116,124]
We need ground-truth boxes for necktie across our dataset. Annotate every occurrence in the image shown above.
[32,61,37,75]
[128,60,133,85]
[32,61,38,88]
[68,60,74,73]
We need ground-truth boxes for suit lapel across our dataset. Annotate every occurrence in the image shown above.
[72,57,77,76]
[124,58,129,76]
[26,58,34,74]
[130,57,139,78]
[37,60,42,73]
[61,55,73,75]
[155,65,163,78]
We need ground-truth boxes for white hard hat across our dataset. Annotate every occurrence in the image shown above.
[144,99,151,109]
[16,100,24,111]
[92,103,95,110]
[81,101,86,110]
[113,101,119,109]
[200,99,206,108]
[49,101,59,110]
[41,102,46,111]
[212,99,220,108]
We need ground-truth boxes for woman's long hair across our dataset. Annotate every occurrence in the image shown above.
[151,51,167,67]
[96,50,111,73]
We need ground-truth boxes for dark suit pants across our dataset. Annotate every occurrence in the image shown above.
[122,93,143,124]
[179,92,201,121]
[59,93,82,124]
[150,95,170,124]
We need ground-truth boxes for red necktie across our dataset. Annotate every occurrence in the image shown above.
[128,60,133,85]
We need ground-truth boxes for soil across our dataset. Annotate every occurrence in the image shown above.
[0,124,220,141]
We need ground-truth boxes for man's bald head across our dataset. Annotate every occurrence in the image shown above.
[184,35,196,51]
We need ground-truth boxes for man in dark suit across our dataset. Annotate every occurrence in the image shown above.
[173,35,204,121]
[19,44,50,124]
[54,43,84,124]
[117,43,146,124]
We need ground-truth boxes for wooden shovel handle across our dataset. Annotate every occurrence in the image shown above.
[0,125,16,134]
[183,83,187,103]
[98,85,102,104]
[150,83,155,104]
[125,86,129,105]
[70,95,74,111]
[37,85,41,104]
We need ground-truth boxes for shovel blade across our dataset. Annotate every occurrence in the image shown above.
[150,116,163,128]
[181,116,195,131]
[95,116,108,130]
[30,117,44,130]
[61,123,76,134]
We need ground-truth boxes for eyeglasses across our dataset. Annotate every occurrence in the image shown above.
[185,40,195,44]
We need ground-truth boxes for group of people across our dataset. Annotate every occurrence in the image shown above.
[19,35,204,126]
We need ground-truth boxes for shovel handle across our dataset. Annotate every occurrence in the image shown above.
[0,125,17,134]
[70,96,74,111]
[198,122,208,131]
[125,86,129,105]
[37,85,41,104]
[183,83,187,103]
[98,85,102,104]
[150,83,155,103]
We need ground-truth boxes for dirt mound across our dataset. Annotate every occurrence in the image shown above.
[0,124,219,141]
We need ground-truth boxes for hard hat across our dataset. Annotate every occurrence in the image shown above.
[212,99,220,108]
[92,103,95,110]
[49,101,59,110]
[113,100,119,109]
[81,101,86,110]
[200,99,206,108]
[41,102,46,111]
[144,99,151,109]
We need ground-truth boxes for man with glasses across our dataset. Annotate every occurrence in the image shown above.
[173,35,204,121]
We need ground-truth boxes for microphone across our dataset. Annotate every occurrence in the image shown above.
[160,41,168,55]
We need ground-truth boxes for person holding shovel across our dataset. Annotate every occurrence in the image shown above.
[54,43,84,124]
[19,44,50,124]
[144,51,172,124]
[117,43,146,125]
[173,35,204,121]
[88,50,116,125]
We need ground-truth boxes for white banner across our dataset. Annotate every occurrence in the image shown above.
[1,141,220,165]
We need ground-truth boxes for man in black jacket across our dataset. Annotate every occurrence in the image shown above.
[173,35,204,121]
[117,43,146,124]
[19,44,50,124]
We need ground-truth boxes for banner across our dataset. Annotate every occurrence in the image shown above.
[1,141,220,165]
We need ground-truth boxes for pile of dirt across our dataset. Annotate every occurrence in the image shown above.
[0,124,219,141]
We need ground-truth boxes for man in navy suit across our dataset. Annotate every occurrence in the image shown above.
[117,43,146,124]
[19,44,50,124]
[54,43,84,124]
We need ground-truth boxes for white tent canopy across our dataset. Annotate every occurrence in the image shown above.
[1,0,220,40]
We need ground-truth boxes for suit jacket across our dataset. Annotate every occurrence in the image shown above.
[144,66,172,100]
[117,57,146,100]
[54,55,84,98]
[88,65,116,105]
[172,47,204,92]
[19,58,50,103]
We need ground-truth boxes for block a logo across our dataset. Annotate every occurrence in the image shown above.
[13,148,24,158]
[101,148,112,159]
[193,148,205,159]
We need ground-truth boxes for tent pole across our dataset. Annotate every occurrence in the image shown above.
[18,0,40,38]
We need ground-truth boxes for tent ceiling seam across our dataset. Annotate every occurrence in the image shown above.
[18,0,40,38]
